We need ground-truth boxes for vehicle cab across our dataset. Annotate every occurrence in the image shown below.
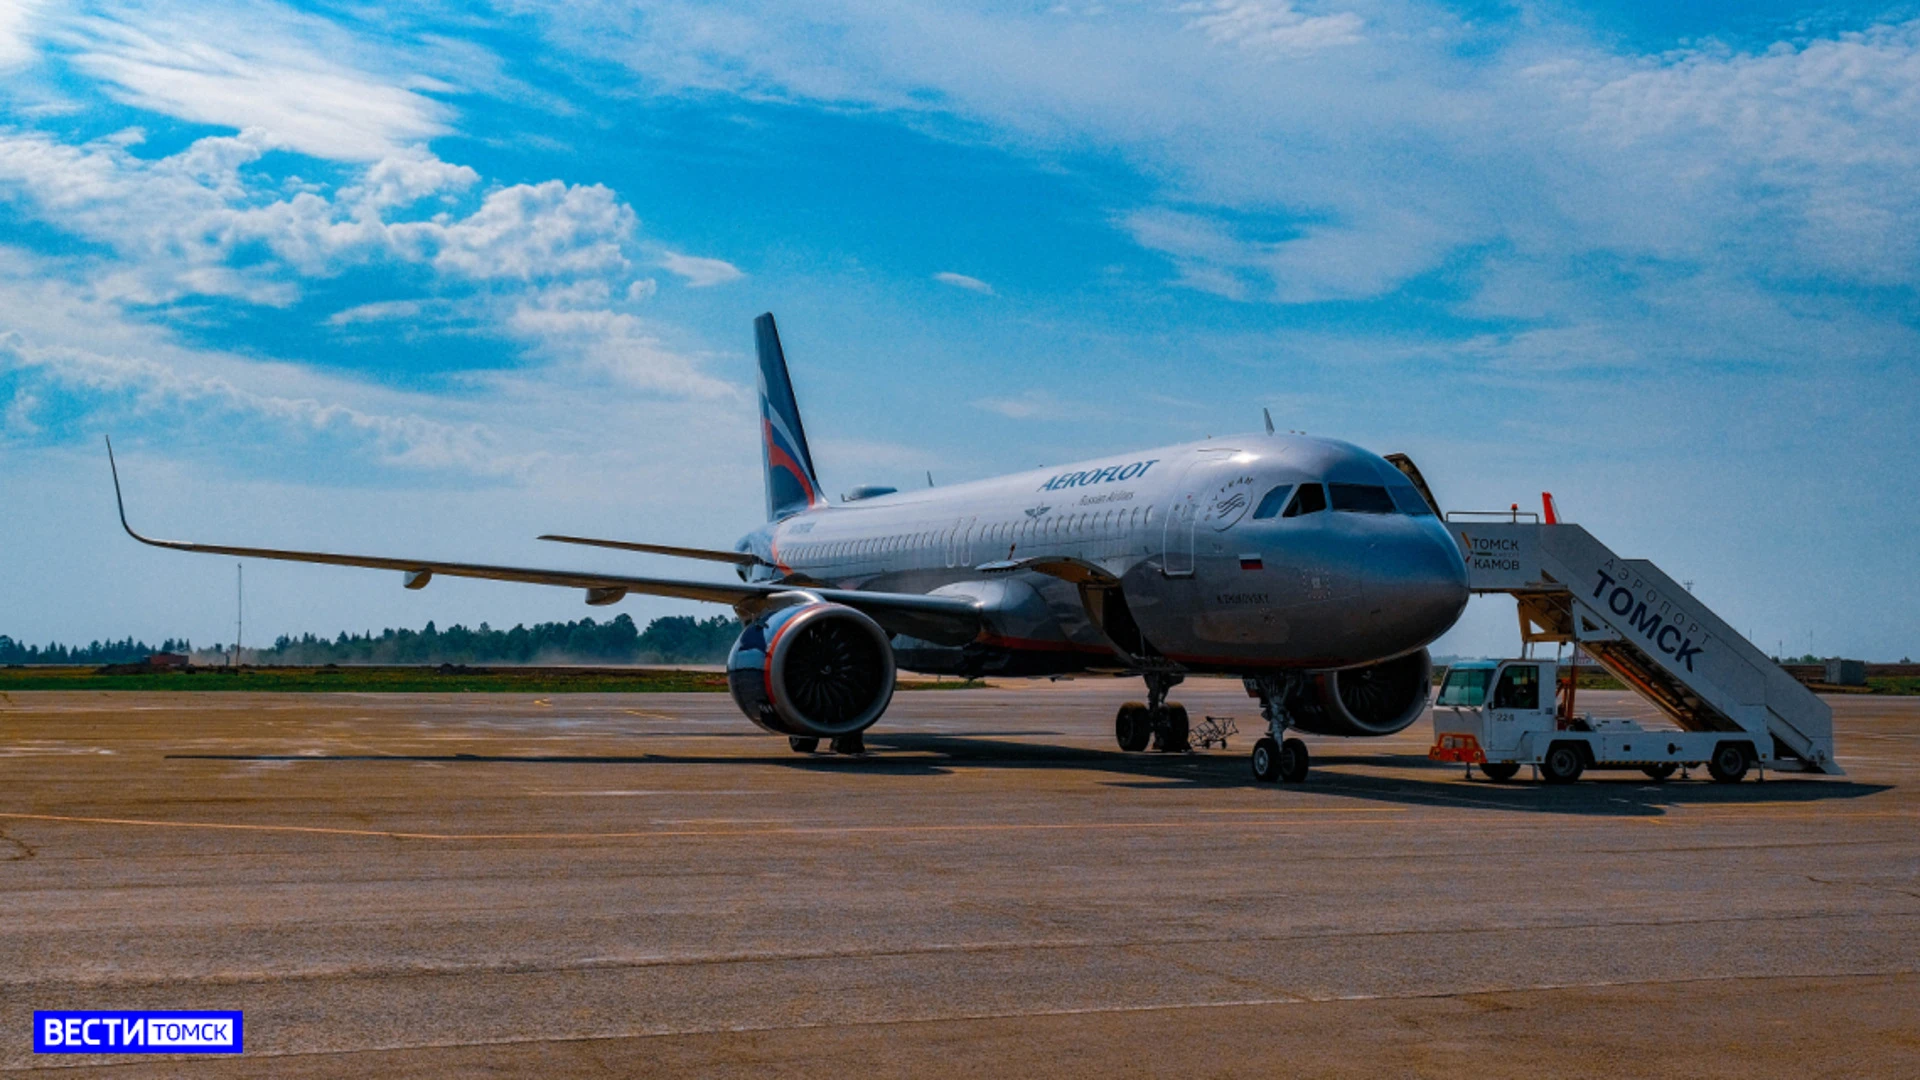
[1430,659,1558,766]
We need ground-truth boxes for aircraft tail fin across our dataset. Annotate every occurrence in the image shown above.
[754,313,824,521]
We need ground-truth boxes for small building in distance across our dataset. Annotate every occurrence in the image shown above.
[1824,658,1867,686]
[147,652,190,670]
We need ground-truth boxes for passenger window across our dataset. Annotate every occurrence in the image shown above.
[1282,484,1327,517]
[1388,484,1434,516]
[1329,484,1396,513]
[1251,485,1294,520]
[1492,665,1540,710]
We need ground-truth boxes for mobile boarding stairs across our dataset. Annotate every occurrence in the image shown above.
[1448,507,1841,776]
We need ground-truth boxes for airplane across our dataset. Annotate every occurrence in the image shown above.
[107,313,1469,783]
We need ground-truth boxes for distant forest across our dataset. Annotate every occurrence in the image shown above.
[0,636,196,666]
[0,614,743,666]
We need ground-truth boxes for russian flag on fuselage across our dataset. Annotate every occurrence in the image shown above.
[754,313,826,521]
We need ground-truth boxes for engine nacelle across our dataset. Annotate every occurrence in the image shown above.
[1288,648,1432,737]
[727,602,897,737]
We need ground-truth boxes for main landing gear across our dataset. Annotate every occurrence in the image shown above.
[1246,675,1309,784]
[1113,673,1190,753]
[787,733,866,755]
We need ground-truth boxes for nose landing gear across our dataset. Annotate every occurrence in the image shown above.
[1246,674,1309,783]
[1112,673,1190,753]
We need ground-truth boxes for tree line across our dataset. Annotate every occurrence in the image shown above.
[1,614,743,666]
[0,636,196,665]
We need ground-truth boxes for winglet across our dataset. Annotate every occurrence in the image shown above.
[106,436,174,549]
[1263,407,1274,436]
[105,435,137,540]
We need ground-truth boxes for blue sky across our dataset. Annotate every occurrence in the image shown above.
[0,0,1915,660]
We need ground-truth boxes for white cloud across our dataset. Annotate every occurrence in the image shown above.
[933,271,995,295]
[56,2,453,161]
[0,128,663,314]
[521,2,1920,356]
[506,296,735,399]
[973,389,1059,419]
[326,300,423,326]
[0,0,44,69]
[658,250,744,287]
[0,325,523,475]
[0,129,472,302]
[401,181,635,281]
[1181,1,1363,54]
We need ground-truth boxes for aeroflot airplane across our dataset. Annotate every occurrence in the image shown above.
[109,313,1469,782]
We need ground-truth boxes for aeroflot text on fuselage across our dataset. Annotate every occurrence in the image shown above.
[1037,460,1159,492]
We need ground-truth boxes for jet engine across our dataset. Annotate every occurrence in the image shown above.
[727,602,896,737]
[1288,648,1432,737]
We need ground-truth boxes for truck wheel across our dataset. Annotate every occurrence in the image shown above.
[1278,737,1310,783]
[1707,743,1751,784]
[1115,703,1151,752]
[1541,742,1585,784]
[1641,762,1678,781]
[1251,737,1281,783]
[1480,762,1521,782]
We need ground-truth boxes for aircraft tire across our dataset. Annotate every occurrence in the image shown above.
[1480,761,1521,782]
[830,732,866,756]
[1541,742,1585,784]
[788,736,820,754]
[1707,743,1751,784]
[1278,737,1310,783]
[1155,704,1191,753]
[1641,762,1678,781]
[1115,703,1152,752]
[1251,737,1281,783]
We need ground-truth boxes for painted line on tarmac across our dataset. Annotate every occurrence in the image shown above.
[11,910,1911,994]
[0,810,1408,843]
[130,968,1918,1065]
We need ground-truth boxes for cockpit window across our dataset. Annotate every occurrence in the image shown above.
[1329,483,1396,514]
[1282,483,1326,517]
[1437,667,1492,707]
[1251,485,1293,520]
[1388,483,1435,516]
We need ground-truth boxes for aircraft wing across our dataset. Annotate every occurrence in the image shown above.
[106,443,981,646]
[537,534,768,567]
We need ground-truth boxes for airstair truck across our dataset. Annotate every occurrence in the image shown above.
[1428,501,1841,782]
[1431,657,1760,783]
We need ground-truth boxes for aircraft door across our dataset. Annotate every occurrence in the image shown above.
[1160,451,1237,578]
[1162,498,1197,576]
[1487,662,1542,753]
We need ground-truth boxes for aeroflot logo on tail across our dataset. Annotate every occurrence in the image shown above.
[1038,459,1158,492]
[35,1011,243,1054]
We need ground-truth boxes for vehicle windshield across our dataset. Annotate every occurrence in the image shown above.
[1437,667,1494,707]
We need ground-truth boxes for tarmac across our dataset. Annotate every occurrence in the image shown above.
[1,679,1916,1076]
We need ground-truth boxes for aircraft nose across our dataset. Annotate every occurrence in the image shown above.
[1375,527,1470,648]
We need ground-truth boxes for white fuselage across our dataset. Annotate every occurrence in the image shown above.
[738,432,1468,678]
